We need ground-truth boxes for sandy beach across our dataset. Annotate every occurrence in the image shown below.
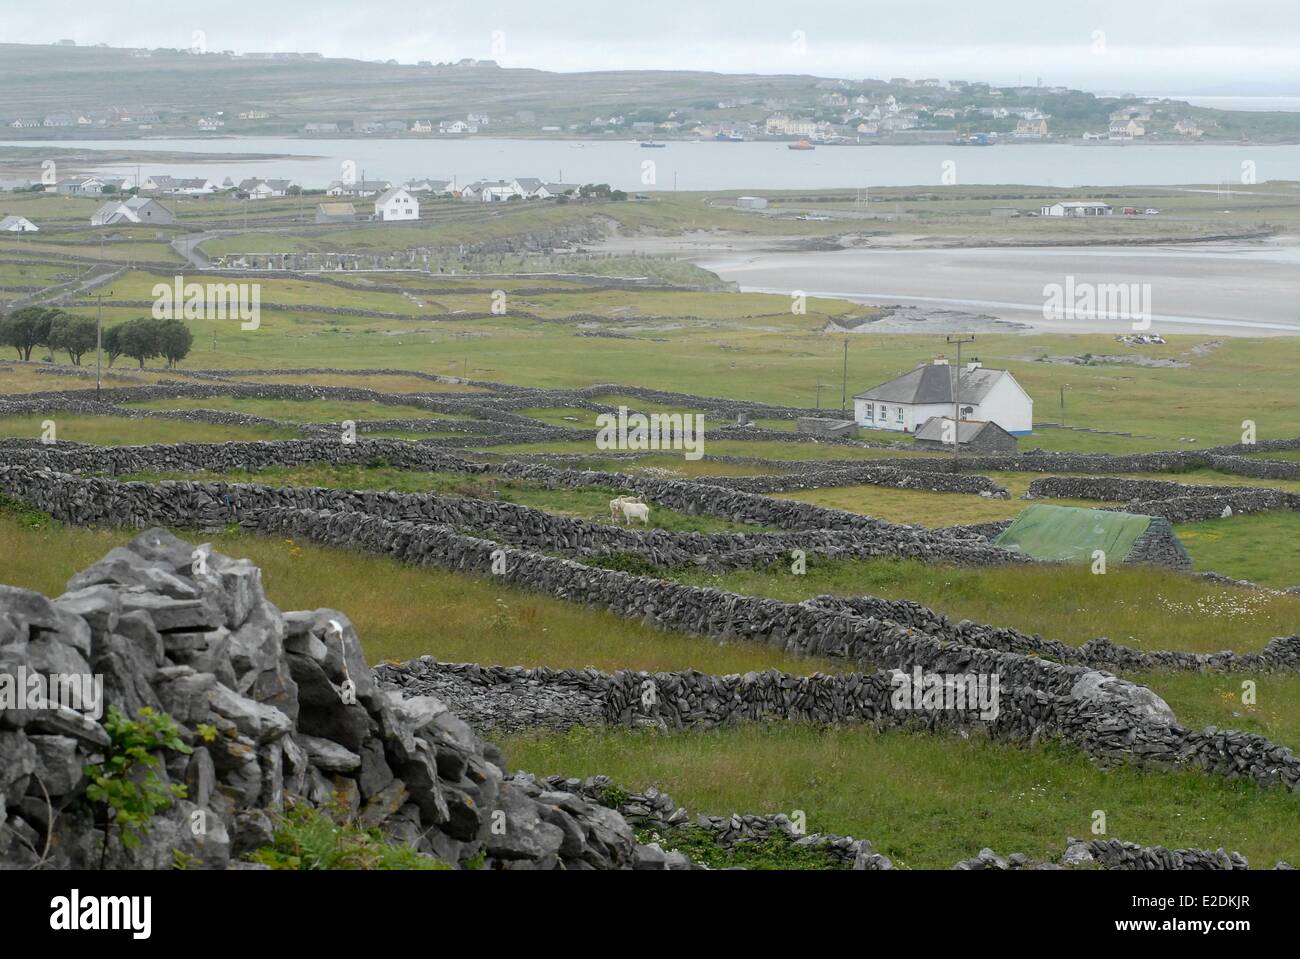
[598,235,1300,336]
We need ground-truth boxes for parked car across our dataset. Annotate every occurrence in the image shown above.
[1144,208,1160,215]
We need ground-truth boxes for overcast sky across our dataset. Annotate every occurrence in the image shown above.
[3,0,1298,94]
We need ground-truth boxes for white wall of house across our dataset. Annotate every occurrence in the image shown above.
[971,374,1033,434]
[853,369,1033,435]
[854,399,950,432]
[375,190,419,220]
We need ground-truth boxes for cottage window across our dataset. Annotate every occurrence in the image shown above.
[896,408,904,423]
[863,403,873,419]
[878,405,887,419]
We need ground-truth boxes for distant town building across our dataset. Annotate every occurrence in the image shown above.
[736,196,768,210]
[1014,117,1048,138]
[1039,201,1113,217]
[405,178,455,194]
[1109,118,1146,138]
[326,179,391,197]
[238,178,295,199]
[0,215,39,232]
[90,196,176,226]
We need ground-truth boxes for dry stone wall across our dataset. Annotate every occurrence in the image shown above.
[376,656,1300,795]
[0,442,1023,562]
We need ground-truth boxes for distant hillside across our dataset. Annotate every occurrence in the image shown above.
[2,41,1297,143]
[0,43,830,132]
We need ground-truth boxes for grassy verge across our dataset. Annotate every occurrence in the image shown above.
[1176,511,1300,587]
[1130,671,1300,753]
[0,511,836,674]
[0,415,296,445]
[672,555,1300,655]
[499,724,1300,869]
[118,465,769,534]
[122,396,455,423]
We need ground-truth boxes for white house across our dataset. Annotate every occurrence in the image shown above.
[326,179,390,197]
[238,178,295,199]
[0,215,38,232]
[512,178,552,199]
[374,187,419,221]
[1108,118,1145,138]
[463,179,526,202]
[853,358,1033,435]
[406,178,455,194]
[1039,201,1112,217]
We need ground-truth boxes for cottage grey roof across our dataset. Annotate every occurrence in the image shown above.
[913,416,1008,444]
[514,177,544,191]
[854,364,1009,404]
[375,187,411,204]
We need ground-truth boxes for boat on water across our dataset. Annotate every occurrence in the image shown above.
[787,139,815,151]
[714,130,745,142]
[639,140,666,148]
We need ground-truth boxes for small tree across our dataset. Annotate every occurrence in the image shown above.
[102,323,125,367]
[84,705,192,867]
[0,306,57,361]
[155,318,194,368]
[48,314,99,365]
[119,316,161,369]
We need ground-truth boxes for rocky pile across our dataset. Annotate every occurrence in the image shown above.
[0,529,639,870]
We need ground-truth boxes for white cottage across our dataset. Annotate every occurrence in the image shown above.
[0,215,38,232]
[853,359,1033,435]
[374,187,419,221]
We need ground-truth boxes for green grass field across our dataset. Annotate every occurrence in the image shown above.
[0,414,296,444]
[672,555,1300,655]
[0,512,833,674]
[1177,511,1300,587]
[122,396,456,423]
[500,724,1300,869]
[117,465,769,533]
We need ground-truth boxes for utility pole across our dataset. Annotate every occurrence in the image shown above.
[1060,383,1070,427]
[840,337,849,414]
[945,334,975,455]
[95,290,113,396]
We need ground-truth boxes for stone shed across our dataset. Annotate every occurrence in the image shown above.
[796,416,858,438]
[912,417,1019,453]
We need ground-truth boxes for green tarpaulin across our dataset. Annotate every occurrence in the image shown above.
[993,504,1153,563]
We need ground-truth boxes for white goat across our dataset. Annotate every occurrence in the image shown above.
[609,494,645,521]
[620,501,651,525]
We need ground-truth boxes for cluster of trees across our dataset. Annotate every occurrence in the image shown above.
[0,307,98,364]
[102,317,194,369]
[0,307,194,368]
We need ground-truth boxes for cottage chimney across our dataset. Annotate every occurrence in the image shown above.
[966,359,982,371]
[932,356,949,365]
